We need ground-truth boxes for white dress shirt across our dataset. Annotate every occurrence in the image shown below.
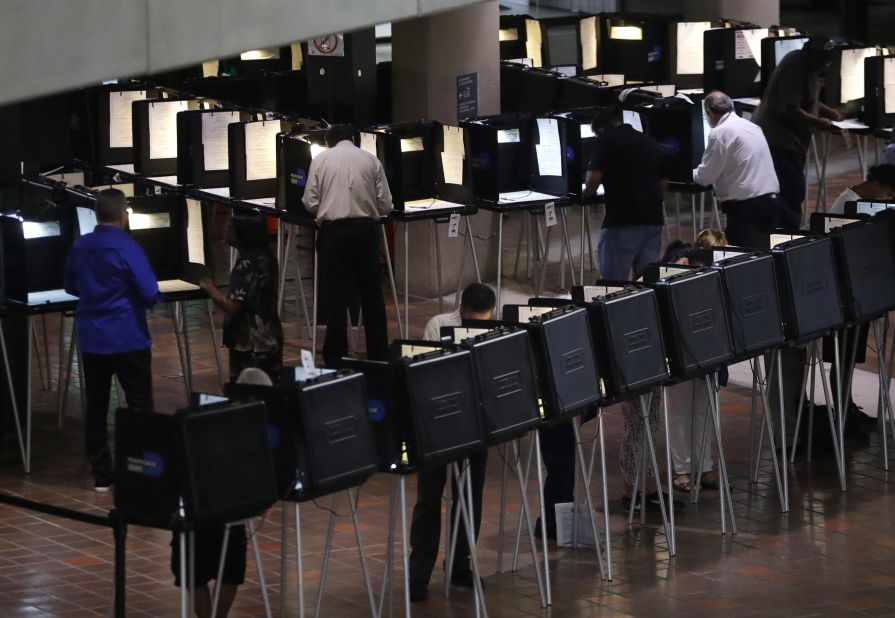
[302,140,393,222]
[829,187,860,214]
[693,112,780,202]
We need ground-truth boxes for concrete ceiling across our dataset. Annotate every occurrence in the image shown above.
[0,0,488,105]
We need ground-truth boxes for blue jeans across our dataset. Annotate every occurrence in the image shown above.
[598,225,663,281]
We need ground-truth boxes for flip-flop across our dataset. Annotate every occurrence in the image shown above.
[672,474,691,492]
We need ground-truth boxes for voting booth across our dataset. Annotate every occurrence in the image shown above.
[94,84,163,166]
[499,15,545,67]
[557,77,628,109]
[304,29,377,126]
[343,343,484,469]
[862,56,895,128]
[539,16,586,70]
[228,119,290,201]
[462,112,568,206]
[176,108,255,188]
[551,108,602,198]
[601,14,668,84]
[572,283,669,401]
[225,368,378,500]
[638,93,708,183]
[647,267,734,380]
[361,120,474,217]
[811,214,895,324]
[770,234,844,342]
[669,21,722,90]
[276,129,327,223]
[824,45,883,113]
[0,201,77,312]
[131,99,201,177]
[500,63,562,114]
[760,35,809,95]
[499,304,601,420]
[703,27,769,98]
[114,400,277,529]
[440,325,542,444]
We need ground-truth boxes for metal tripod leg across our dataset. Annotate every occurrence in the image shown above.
[170,303,191,400]
[347,488,378,618]
[210,524,232,618]
[511,439,548,606]
[496,214,504,311]
[380,225,403,339]
[706,375,736,534]
[874,320,895,469]
[755,353,788,512]
[296,501,305,618]
[0,322,26,470]
[277,223,294,315]
[451,461,488,618]
[206,300,225,388]
[314,493,340,618]
[247,518,273,618]
[572,417,606,579]
[512,432,537,572]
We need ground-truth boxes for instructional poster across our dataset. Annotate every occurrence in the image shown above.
[149,100,188,160]
[201,111,240,171]
[109,90,146,149]
[244,121,280,181]
[676,22,711,75]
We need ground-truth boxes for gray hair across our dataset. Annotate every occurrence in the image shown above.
[704,91,734,115]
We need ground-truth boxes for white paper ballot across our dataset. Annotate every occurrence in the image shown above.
[443,126,465,155]
[885,58,895,88]
[856,201,895,215]
[742,29,768,65]
[157,280,200,293]
[580,123,595,138]
[129,212,171,230]
[149,100,188,160]
[186,198,205,265]
[441,152,464,185]
[832,118,870,130]
[840,47,879,104]
[76,207,97,235]
[244,121,280,181]
[360,132,378,156]
[400,137,424,153]
[536,118,560,146]
[525,19,543,68]
[535,144,562,176]
[202,111,239,171]
[623,110,643,132]
[886,88,895,115]
[109,90,146,149]
[580,16,598,71]
[497,129,520,143]
[676,22,711,75]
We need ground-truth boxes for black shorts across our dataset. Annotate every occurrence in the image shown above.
[170,524,247,587]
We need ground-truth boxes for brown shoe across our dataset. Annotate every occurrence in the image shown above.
[700,470,720,490]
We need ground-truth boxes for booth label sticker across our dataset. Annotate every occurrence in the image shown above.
[448,213,461,238]
[126,452,165,477]
[545,202,557,227]
[301,349,315,373]
[291,168,307,187]
[368,399,387,422]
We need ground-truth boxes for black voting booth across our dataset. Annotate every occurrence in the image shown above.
[863,56,895,129]
[176,108,255,188]
[224,369,378,500]
[760,35,808,95]
[540,16,585,69]
[810,214,895,324]
[570,283,670,401]
[500,62,562,114]
[823,45,881,113]
[601,14,668,84]
[343,343,484,469]
[499,304,601,419]
[708,251,786,361]
[114,400,277,529]
[131,99,199,177]
[646,267,734,379]
[92,84,163,166]
[499,15,544,65]
[439,325,542,444]
[362,120,474,214]
[703,27,768,98]
[228,119,289,201]
[770,235,844,342]
[638,94,707,183]
[551,108,601,198]
[462,113,568,205]
[557,78,628,109]
[304,29,377,126]
[276,129,327,223]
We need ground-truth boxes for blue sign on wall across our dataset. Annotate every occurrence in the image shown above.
[457,73,478,120]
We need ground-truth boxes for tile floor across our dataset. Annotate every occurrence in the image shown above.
[1,136,893,617]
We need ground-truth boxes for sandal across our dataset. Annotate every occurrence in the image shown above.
[672,474,691,492]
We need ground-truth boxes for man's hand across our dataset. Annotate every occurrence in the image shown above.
[199,276,213,292]
[818,117,843,135]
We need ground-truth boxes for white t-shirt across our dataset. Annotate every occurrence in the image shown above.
[829,187,861,214]
[422,309,462,342]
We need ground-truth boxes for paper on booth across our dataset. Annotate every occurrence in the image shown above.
[109,90,146,149]
[536,144,562,176]
[244,121,280,181]
[186,198,205,265]
[525,19,542,67]
[536,118,560,146]
[360,132,378,156]
[580,17,598,71]
[149,100,188,160]
[441,152,464,185]
[443,126,465,155]
[676,22,711,75]
[202,111,239,171]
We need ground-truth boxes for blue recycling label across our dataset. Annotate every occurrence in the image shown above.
[368,399,387,423]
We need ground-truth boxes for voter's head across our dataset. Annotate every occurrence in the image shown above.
[460,283,496,321]
[96,188,128,229]
[591,105,622,135]
[865,164,895,199]
[227,211,269,251]
[803,35,833,70]
[703,91,734,127]
[325,124,355,148]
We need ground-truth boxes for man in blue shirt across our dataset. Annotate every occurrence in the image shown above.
[64,189,163,491]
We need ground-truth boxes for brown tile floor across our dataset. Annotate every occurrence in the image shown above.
[2,137,894,617]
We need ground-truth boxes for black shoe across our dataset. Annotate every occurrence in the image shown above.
[450,569,484,590]
[849,403,877,428]
[622,492,684,514]
[533,518,557,540]
[409,580,428,602]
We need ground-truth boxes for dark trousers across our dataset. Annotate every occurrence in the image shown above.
[723,195,781,248]
[82,349,153,480]
[539,421,575,531]
[769,147,807,232]
[317,218,389,367]
[229,349,283,382]
[408,451,487,585]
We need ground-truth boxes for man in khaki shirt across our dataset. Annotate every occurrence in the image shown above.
[302,124,393,366]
